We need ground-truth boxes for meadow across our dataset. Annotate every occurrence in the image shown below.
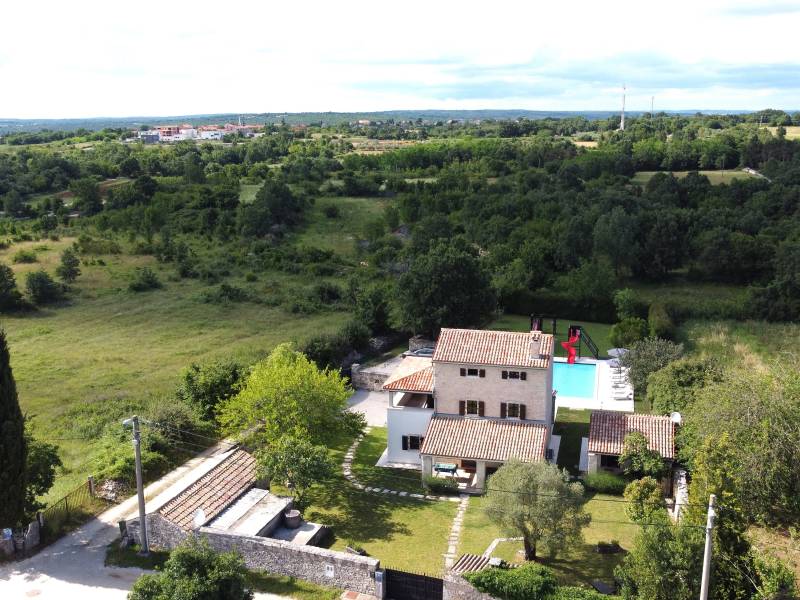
[631,169,757,186]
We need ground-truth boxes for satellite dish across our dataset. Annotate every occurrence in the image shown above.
[193,508,206,528]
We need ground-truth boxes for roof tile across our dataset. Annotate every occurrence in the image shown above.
[588,411,675,459]
[433,328,553,369]
[420,416,548,462]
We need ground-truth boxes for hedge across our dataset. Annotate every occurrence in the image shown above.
[647,302,676,340]
[583,471,627,495]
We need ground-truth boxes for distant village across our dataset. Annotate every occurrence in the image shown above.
[134,121,262,144]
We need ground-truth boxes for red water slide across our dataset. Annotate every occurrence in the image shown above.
[560,332,580,364]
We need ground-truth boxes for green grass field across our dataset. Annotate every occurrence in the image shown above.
[489,314,613,359]
[458,493,634,588]
[1,238,349,499]
[238,183,261,204]
[631,170,756,187]
[293,196,388,259]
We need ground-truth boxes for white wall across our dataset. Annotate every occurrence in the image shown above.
[386,406,433,464]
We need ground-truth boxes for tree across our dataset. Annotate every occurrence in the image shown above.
[129,537,253,600]
[69,177,102,215]
[483,460,590,561]
[55,247,81,283]
[619,337,684,396]
[0,263,25,311]
[397,239,496,337]
[218,343,360,448]
[593,206,639,275]
[24,428,62,518]
[623,477,665,524]
[610,317,648,348]
[25,270,62,304]
[646,357,721,414]
[619,432,666,479]
[257,436,334,510]
[679,365,800,522]
[0,329,26,526]
[176,360,243,421]
[354,283,392,333]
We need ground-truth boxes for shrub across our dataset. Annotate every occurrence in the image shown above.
[323,204,340,218]
[176,360,244,421]
[609,317,648,348]
[245,272,258,282]
[647,302,675,340]
[25,270,62,304]
[614,288,646,319]
[56,248,81,283]
[550,586,609,599]
[464,564,558,600]
[201,283,250,304]
[311,281,342,304]
[340,319,370,349]
[423,475,459,494]
[646,357,722,414]
[619,337,684,396]
[583,471,628,495]
[129,267,162,292]
[75,234,122,255]
[12,249,38,264]
[300,331,349,368]
[0,263,26,311]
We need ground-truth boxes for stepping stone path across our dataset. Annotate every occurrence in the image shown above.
[443,494,470,569]
[341,427,461,503]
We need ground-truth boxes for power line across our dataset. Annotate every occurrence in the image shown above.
[139,419,240,448]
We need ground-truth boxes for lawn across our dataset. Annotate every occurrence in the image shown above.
[285,432,457,575]
[489,314,614,359]
[293,196,388,259]
[1,238,350,499]
[631,170,756,186]
[552,408,591,475]
[238,183,261,204]
[352,427,427,494]
[680,319,800,364]
[458,494,635,588]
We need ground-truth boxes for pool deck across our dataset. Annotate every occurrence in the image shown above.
[554,357,634,413]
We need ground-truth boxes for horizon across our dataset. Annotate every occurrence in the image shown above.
[2,0,799,119]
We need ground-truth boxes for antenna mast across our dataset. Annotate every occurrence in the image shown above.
[620,84,626,131]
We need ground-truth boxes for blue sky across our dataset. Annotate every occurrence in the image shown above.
[1,0,799,118]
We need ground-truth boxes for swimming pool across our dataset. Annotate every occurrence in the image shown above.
[553,362,596,399]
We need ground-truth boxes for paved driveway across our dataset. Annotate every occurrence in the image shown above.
[0,444,285,600]
[347,389,388,427]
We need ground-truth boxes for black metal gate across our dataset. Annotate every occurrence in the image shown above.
[385,568,443,600]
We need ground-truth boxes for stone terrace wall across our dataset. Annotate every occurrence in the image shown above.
[443,573,497,600]
[350,364,390,391]
[124,515,379,595]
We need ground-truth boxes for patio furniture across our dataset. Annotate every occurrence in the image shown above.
[434,462,458,475]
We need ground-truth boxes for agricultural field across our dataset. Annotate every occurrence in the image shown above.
[767,125,800,140]
[631,169,757,186]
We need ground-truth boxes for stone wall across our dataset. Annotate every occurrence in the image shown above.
[409,336,435,352]
[350,364,390,391]
[124,515,380,595]
[443,573,497,600]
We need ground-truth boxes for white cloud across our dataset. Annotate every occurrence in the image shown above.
[1,0,799,117]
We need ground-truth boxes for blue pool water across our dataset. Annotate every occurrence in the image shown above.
[553,362,596,399]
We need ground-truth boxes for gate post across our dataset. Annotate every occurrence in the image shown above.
[88,476,96,497]
[375,569,386,598]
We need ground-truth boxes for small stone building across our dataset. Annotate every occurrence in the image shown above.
[585,411,677,474]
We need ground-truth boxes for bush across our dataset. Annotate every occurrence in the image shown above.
[614,288,647,320]
[619,337,684,396]
[176,360,244,421]
[646,357,721,415]
[310,281,342,304]
[75,234,122,255]
[464,564,558,600]
[12,249,38,263]
[583,471,628,495]
[25,270,62,304]
[201,283,250,304]
[340,319,370,349]
[550,586,609,599]
[423,475,459,494]
[129,267,162,292]
[245,272,258,282]
[323,204,340,218]
[647,302,675,340]
[609,317,648,348]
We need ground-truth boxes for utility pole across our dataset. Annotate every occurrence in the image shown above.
[699,494,717,600]
[122,416,149,555]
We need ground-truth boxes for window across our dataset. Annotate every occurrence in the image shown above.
[460,400,485,416]
[401,435,424,450]
[502,370,527,381]
[601,455,620,469]
[501,402,527,420]
[462,368,485,377]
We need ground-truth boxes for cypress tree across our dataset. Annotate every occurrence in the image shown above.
[0,329,26,525]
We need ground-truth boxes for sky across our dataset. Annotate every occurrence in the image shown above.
[1,0,800,118]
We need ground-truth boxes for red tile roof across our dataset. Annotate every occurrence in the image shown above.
[159,449,257,530]
[433,328,553,369]
[588,411,676,459]
[420,416,548,462]
[383,366,433,393]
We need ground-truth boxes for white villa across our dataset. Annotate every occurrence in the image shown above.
[381,327,557,491]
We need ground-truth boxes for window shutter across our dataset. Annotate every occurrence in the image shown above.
[419,436,424,448]
[402,436,409,450]
[519,404,526,420]
[502,370,508,379]
[500,402,507,418]
[459,401,466,416]
[479,369,485,378]
[520,371,527,381]
[478,401,485,417]
[460,368,466,377]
